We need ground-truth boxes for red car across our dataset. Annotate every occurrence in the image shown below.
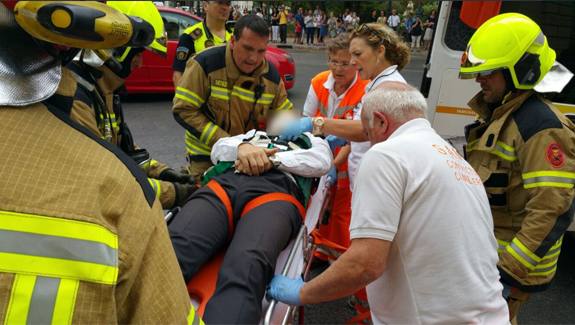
[125,7,295,93]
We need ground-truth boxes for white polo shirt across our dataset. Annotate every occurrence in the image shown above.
[348,65,405,190]
[350,118,509,324]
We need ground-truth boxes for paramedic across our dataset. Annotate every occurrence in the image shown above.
[268,82,509,324]
[280,23,410,189]
[303,33,369,250]
[459,13,575,322]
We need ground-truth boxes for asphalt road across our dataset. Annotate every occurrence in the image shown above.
[123,48,575,324]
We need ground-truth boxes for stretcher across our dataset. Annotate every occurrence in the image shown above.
[166,176,332,324]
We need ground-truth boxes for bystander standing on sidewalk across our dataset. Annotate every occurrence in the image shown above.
[294,7,305,44]
[305,9,315,45]
[387,9,400,31]
[376,10,387,26]
[279,5,288,43]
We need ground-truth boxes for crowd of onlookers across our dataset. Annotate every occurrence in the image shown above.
[226,5,437,51]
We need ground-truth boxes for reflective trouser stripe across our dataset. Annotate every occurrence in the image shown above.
[148,178,162,199]
[4,275,78,325]
[206,180,234,241]
[187,307,204,325]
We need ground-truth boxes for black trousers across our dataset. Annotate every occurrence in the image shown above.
[279,24,287,43]
[169,170,302,324]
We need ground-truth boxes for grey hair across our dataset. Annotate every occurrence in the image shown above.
[362,83,427,127]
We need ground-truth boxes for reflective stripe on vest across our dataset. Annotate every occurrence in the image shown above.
[1,210,119,324]
[310,70,367,119]
[148,178,162,199]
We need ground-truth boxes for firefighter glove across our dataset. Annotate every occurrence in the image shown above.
[159,168,195,185]
[173,182,198,207]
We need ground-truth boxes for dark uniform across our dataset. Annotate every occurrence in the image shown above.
[172,21,232,75]
[465,90,575,316]
[173,44,293,182]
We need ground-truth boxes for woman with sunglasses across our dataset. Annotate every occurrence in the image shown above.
[281,23,411,189]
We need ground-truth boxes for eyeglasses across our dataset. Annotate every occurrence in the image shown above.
[328,60,352,68]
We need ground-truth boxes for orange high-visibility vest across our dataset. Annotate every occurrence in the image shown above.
[310,70,369,120]
[311,71,367,251]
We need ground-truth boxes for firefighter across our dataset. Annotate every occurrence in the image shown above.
[172,0,232,86]
[66,1,197,209]
[458,13,575,322]
[173,14,293,183]
[169,111,332,323]
[303,33,369,251]
[0,1,200,324]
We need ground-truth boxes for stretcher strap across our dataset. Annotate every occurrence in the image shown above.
[206,180,234,240]
[241,193,306,220]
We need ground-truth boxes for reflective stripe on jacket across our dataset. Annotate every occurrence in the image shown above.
[465,90,575,292]
[173,44,292,170]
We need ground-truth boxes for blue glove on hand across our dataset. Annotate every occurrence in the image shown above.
[325,135,347,152]
[501,282,511,300]
[279,117,313,141]
[326,166,337,186]
[266,275,304,306]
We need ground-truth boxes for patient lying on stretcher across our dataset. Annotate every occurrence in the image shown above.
[169,111,332,324]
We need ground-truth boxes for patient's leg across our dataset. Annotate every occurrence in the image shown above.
[204,200,301,324]
[169,187,230,282]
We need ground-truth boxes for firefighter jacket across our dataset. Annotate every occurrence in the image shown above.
[0,68,201,324]
[464,90,575,292]
[173,44,293,170]
[65,62,176,208]
[172,21,232,73]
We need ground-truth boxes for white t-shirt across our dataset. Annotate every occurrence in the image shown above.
[388,14,400,28]
[348,65,405,190]
[303,72,360,118]
[350,118,509,325]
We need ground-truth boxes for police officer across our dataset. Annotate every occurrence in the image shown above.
[66,1,197,209]
[173,14,293,183]
[459,13,575,322]
[172,0,232,86]
[0,1,200,323]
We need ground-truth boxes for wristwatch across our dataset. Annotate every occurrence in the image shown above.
[312,117,325,136]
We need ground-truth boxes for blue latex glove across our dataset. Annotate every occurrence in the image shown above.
[326,166,337,186]
[501,282,511,300]
[279,117,313,141]
[325,135,347,152]
[266,275,304,306]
